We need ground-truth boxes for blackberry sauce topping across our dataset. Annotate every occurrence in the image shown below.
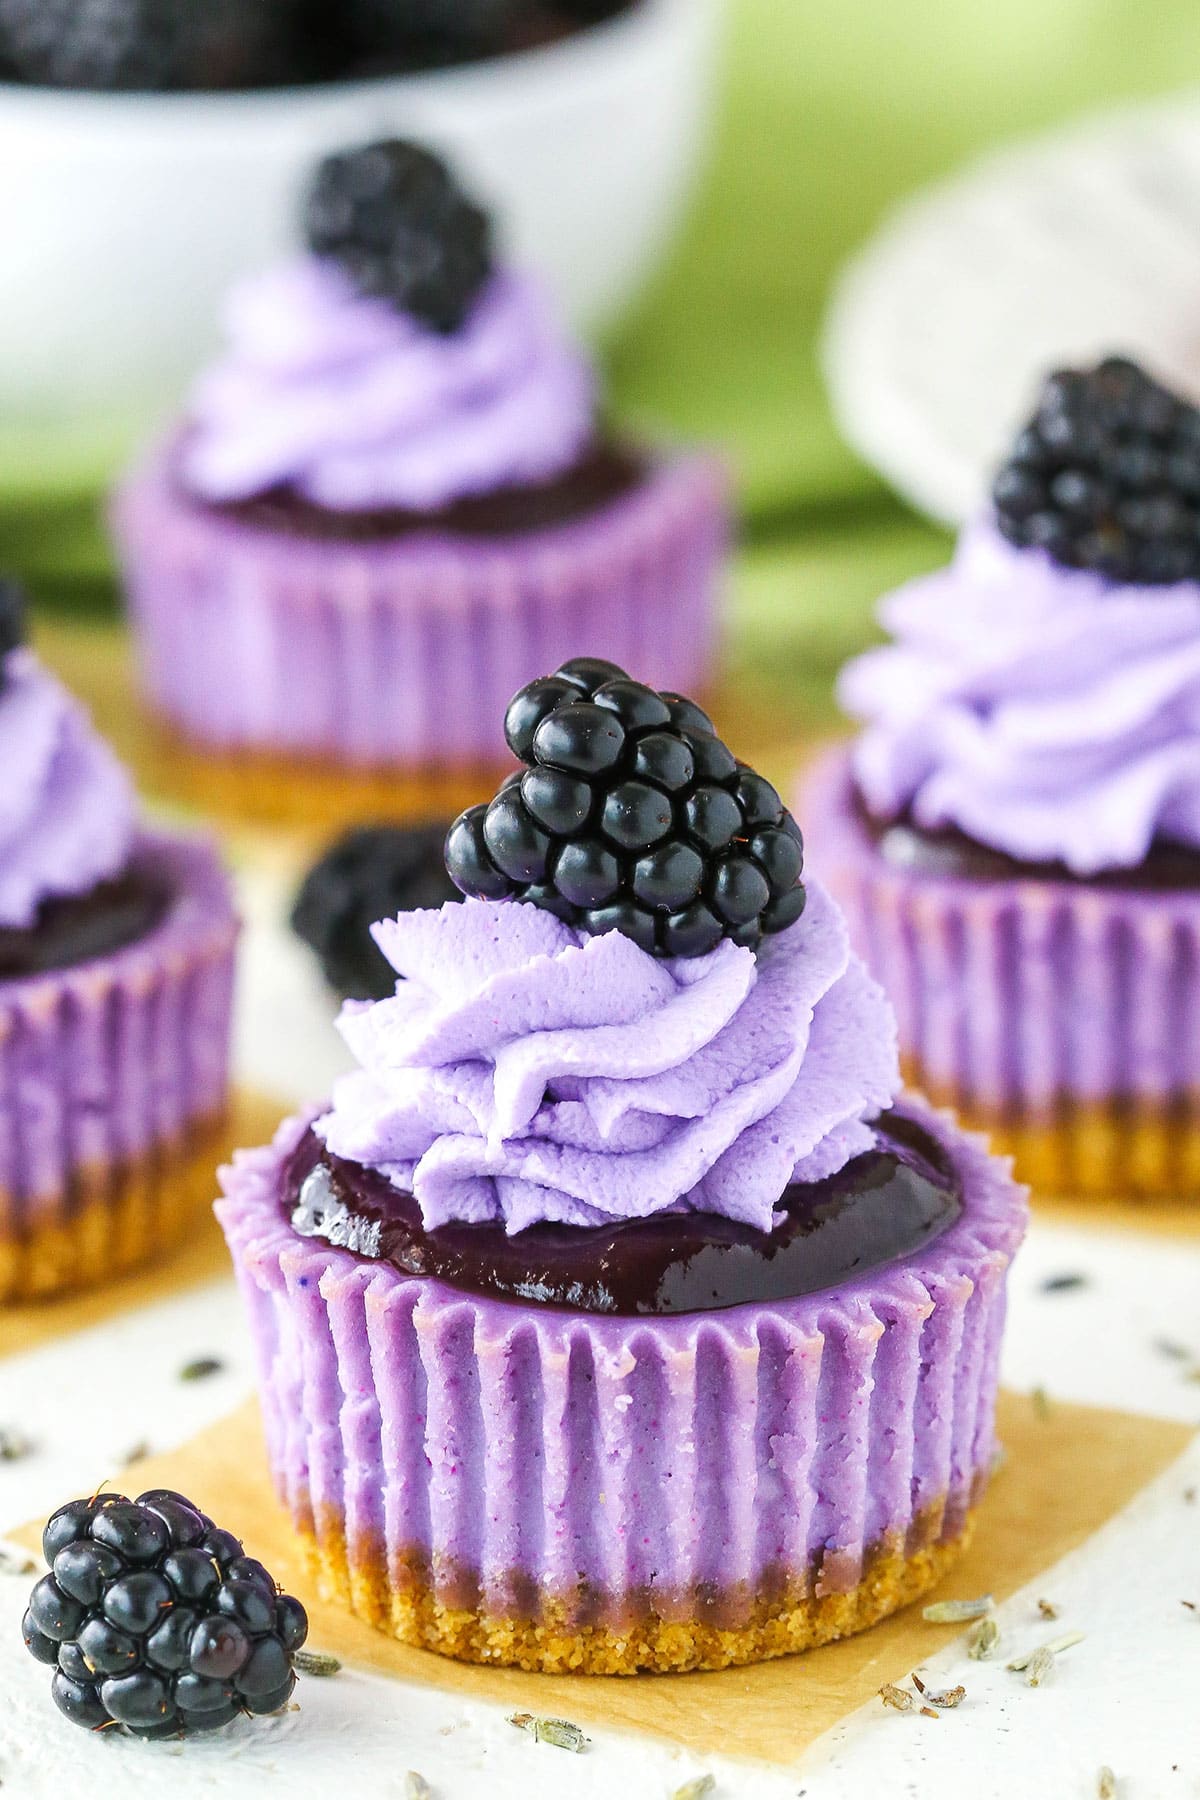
[305,138,493,334]
[993,355,1200,584]
[446,660,807,957]
[24,1490,308,1737]
[203,441,644,543]
[292,823,461,1002]
[857,791,1200,892]
[0,868,168,980]
[283,1115,960,1316]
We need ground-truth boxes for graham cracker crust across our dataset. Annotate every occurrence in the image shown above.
[0,1112,230,1302]
[908,1072,1200,1201]
[298,1511,977,1676]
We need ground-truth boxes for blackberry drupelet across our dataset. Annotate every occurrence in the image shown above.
[0,577,27,694]
[446,660,807,957]
[23,1490,308,1737]
[993,355,1200,584]
[0,0,298,91]
[292,823,462,1001]
[305,139,493,334]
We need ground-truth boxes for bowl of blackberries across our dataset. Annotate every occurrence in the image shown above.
[0,0,722,461]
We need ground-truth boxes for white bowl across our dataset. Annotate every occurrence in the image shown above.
[0,0,723,468]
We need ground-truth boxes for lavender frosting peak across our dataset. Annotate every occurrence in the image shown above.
[314,886,900,1235]
[180,260,596,514]
[839,518,1200,874]
[0,649,136,930]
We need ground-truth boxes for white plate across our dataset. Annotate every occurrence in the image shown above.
[0,0,722,449]
[824,92,1200,522]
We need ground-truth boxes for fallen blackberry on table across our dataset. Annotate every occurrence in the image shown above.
[993,355,1200,584]
[23,1489,308,1737]
[292,822,461,1001]
[305,138,493,334]
[446,659,807,957]
[0,0,298,91]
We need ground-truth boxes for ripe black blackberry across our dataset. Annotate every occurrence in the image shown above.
[992,355,1200,584]
[551,0,630,21]
[292,822,462,1001]
[339,0,512,62]
[23,1490,308,1738]
[0,0,298,91]
[445,660,806,958]
[305,139,493,334]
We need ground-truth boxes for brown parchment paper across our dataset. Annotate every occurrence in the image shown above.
[18,1392,1190,1768]
[0,1092,284,1361]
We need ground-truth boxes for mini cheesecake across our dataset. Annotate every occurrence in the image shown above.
[218,663,1025,1672]
[0,588,238,1299]
[220,1095,1020,1674]
[113,141,727,827]
[809,358,1200,1200]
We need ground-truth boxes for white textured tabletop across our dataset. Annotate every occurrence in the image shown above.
[1,860,1197,1800]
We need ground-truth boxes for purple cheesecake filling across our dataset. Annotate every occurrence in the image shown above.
[218,1095,1026,1648]
[281,1111,961,1315]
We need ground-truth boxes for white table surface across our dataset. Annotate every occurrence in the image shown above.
[1,861,1197,1799]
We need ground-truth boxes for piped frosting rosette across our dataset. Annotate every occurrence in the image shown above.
[315,884,899,1235]
[181,264,596,515]
[0,648,135,930]
[840,518,1200,874]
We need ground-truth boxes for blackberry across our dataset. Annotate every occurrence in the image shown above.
[305,139,493,334]
[292,822,462,1002]
[445,661,807,958]
[339,0,512,64]
[993,355,1200,584]
[0,577,27,696]
[0,0,298,92]
[551,0,629,20]
[23,1490,308,1738]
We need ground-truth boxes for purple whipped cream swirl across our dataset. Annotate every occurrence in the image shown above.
[0,649,136,931]
[314,884,900,1235]
[179,260,596,514]
[839,517,1200,875]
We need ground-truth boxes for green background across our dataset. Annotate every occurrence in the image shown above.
[9,0,1200,730]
